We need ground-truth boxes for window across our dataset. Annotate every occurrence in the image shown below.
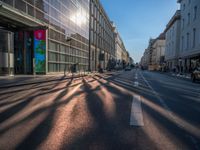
[183,4,185,10]
[182,19,185,29]
[187,33,190,49]
[194,6,197,20]
[188,13,190,25]
[193,28,196,48]
[182,36,184,51]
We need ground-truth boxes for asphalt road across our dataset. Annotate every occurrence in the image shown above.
[0,70,200,150]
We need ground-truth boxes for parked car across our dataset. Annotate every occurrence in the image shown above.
[125,66,132,71]
[191,67,200,82]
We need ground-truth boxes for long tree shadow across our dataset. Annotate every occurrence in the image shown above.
[106,73,200,149]
[0,78,83,124]
[0,78,66,123]
[93,75,200,148]
[0,77,69,96]
[62,77,159,150]
[140,73,200,128]
[141,99,200,149]
[14,78,85,150]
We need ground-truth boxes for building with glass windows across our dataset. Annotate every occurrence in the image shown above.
[0,0,90,75]
[89,0,115,71]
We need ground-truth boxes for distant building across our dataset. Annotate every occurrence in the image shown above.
[178,0,200,72]
[165,10,181,71]
[151,33,166,71]
[141,33,165,71]
[114,28,126,66]
[140,40,154,70]
[89,0,115,71]
[129,57,134,65]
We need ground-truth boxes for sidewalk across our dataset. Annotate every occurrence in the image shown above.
[171,73,191,79]
[155,71,191,80]
[0,72,89,89]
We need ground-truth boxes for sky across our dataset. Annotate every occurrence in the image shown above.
[100,0,179,63]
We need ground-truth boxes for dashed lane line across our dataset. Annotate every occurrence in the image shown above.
[130,95,144,126]
[133,81,139,87]
[113,78,134,87]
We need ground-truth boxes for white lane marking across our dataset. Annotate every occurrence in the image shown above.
[113,79,133,87]
[134,81,139,87]
[100,74,110,79]
[135,76,138,80]
[130,95,144,126]
[140,72,172,113]
[140,72,200,149]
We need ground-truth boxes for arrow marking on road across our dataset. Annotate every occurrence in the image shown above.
[130,95,144,126]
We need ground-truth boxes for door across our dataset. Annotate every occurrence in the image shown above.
[14,31,33,74]
[14,31,24,74]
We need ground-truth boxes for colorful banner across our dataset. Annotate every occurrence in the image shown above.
[34,30,46,73]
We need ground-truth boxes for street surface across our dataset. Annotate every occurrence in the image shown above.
[0,69,200,150]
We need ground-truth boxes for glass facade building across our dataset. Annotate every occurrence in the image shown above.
[0,0,90,75]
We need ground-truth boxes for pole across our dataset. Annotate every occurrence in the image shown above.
[33,58,36,76]
[88,0,91,72]
[64,64,66,76]
[8,32,10,76]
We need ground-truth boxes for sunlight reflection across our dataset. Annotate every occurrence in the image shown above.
[70,9,87,26]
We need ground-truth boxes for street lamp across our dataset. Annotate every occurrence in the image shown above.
[65,37,72,76]
[88,0,92,72]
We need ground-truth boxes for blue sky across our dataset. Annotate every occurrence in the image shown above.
[100,0,179,62]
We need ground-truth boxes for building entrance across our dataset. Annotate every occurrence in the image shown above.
[14,31,34,74]
[0,28,34,76]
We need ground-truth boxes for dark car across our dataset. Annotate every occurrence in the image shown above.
[125,66,132,71]
[191,67,200,82]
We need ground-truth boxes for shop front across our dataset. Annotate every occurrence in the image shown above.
[0,27,47,76]
[0,2,47,76]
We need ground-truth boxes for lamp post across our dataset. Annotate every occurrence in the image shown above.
[88,0,92,72]
[65,37,72,76]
